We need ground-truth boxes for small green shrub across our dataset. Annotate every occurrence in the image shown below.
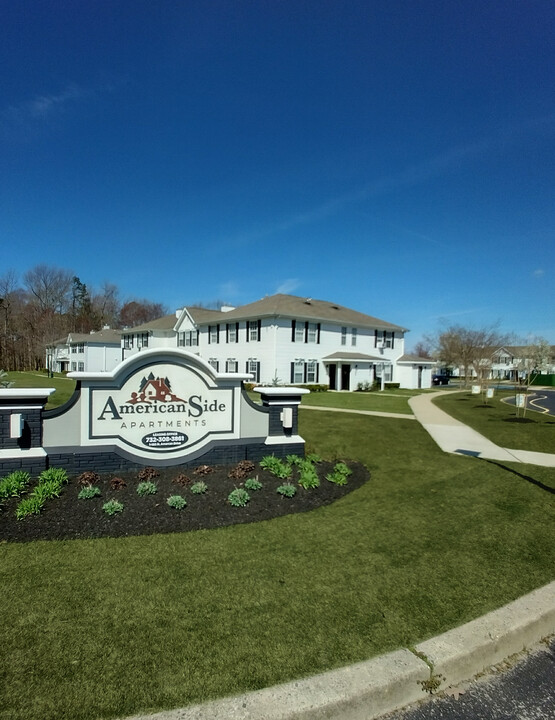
[16,495,45,520]
[260,455,292,479]
[0,470,31,499]
[39,468,68,484]
[228,488,250,507]
[102,499,124,515]
[326,461,352,486]
[298,466,320,489]
[33,479,63,501]
[286,454,302,466]
[136,481,157,496]
[277,483,296,498]
[190,481,208,495]
[305,453,322,464]
[299,384,328,392]
[244,477,263,491]
[78,486,101,500]
[167,495,187,509]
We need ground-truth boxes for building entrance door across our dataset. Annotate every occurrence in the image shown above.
[328,364,337,390]
[341,364,351,391]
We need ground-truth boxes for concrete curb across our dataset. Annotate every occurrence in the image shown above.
[122,581,555,720]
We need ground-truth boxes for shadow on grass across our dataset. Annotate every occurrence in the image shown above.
[503,417,536,424]
[483,459,555,495]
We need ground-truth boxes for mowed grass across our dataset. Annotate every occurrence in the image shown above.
[1,410,554,720]
[300,389,426,414]
[4,371,76,409]
[433,390,555,452]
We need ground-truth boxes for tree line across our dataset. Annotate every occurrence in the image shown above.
[0,265,167,371]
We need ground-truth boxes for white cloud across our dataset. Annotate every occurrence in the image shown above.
[275,278,301,294]
[533,268,545,277]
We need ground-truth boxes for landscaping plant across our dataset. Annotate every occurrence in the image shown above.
[136,481,157,496]
[102,499,124,515]
[244,477,263,491]
[0,470,31,499]
[190,481,208,495]
[78,486,102,500]
[228,488,250,507]
[15,495,44,520]
[167,495,187,510]
[276,483,296,498]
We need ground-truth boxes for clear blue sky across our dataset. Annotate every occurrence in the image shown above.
[1,1,554,347]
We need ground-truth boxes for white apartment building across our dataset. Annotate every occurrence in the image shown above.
[46,328,121,373]
[121,294,433,390]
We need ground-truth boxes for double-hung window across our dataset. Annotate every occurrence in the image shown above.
[293,360,304,384]
[248,320,260,342]
[306,360,317,383]
[226,323,238,343]
[123,335,134,349]
[209,325,219,344]
[178,330,198,347]
[246,359,260,383]
[307,323,318,343]
[208,358,219,371]
[351,328,357,346]
[226,358,238,373]
[137,333,149,349]
[341,327,347,345]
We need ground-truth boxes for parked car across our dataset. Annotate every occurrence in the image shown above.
[432,374,450,385]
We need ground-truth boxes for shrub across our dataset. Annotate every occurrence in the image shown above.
[243,382,256,392]
[276,483,296,498]
[326,461,352,486]
[190,481,208,494]
[286,454,302,466]
[228,460,256,479]
[137,466,159,481]
[167,495,187,510]
[298,465,320,489]
[39,467,68,484]
[260,456,292,479]
[0,470,31,499]
[102,499,124,515]
[172,473,191,486]
[16,495,44,520]
[78,485,101,500]
[77,471,100,486]
[244,477,262,491]
[193,464,213,476]
[136,481,157,496]
[110,476,126,490]
[299,384,328,392]
[305,453,322,464]
[384,382,401,390]
[33,479,63,501]
[228,488,250,507]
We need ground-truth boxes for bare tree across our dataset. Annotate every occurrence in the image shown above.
[514,337,552,417]
[411,340,433,358]
[431,324,510,388]
[92,282,121,328]
[119,299,167,328]
[23,264,73,314]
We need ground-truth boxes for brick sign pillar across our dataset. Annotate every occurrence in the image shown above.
[0,389,54,474]
[253,387,309,443]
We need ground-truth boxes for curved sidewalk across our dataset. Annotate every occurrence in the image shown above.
[409,391,555,467]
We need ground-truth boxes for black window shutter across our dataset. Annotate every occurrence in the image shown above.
[303,363,307,383]
[208,326,211,344]
[257,319,261,341]
[256,362,260,383]
[246,322,249,342]
[291,320,296,342]
[236,322,239,340]
[374,329,378,347]
[290,362,294,383]
[226,324,229,343]
[304,321,309,343]
[392,332,395,349]
[246,361,249,373]
[316,363,320,382]
[383,329,387,340]
[217,324,220,343]
[317,323,321,344]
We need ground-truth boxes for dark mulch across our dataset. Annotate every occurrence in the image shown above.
[0,461,369,543]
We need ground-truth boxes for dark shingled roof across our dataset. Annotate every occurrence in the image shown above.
[193,294,407,331]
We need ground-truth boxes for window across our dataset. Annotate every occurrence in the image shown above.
[136,333,149,349]
[247,359,260,383]
[351,328,357,346]
[293,360,304,384]
[307,323,318,343]
[306,360,318,383]
[178,330,198,347]
[208,358,219,371]
[226,323,238,343]
[78,362,84,372]
[71,362,76,371]
[341,327,347,346]
[72,343,85,353]
[248,320,260,342]
[123,335,134,349]
[71,345,77,354]
[226,359,238,373]
[209,325,219,344]
[292,320,305,342]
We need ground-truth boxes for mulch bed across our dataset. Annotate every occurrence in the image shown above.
[0,460,369,543]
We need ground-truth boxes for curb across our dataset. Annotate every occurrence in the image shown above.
[122,581,555,720]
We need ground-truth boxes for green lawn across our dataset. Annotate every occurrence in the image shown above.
[1,410,554,720]
[3,371,76,409]
[300,389,424,414]
[433,390,555,453]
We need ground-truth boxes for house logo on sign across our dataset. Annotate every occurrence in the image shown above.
[127,373,186,407]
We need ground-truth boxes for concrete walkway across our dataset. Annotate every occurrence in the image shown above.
[409,391,555,467]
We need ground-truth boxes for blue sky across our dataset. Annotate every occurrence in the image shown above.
[1,0,554,347]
